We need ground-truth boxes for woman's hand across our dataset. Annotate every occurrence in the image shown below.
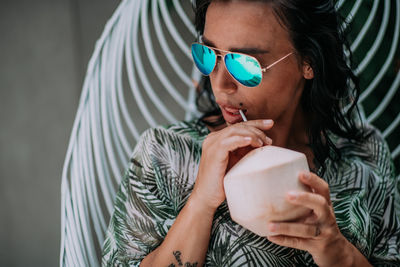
[191,119,274,212]
[266,172,364,267]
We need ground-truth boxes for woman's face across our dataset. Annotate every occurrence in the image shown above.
[203,1,310,125]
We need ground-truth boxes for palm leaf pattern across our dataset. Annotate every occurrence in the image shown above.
[102,119,400,266]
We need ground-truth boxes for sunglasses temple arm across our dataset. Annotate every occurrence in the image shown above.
[261,52,293,72]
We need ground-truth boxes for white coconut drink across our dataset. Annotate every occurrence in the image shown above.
[224,145,311,236]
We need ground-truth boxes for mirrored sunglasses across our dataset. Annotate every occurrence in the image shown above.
[191,43,292,87]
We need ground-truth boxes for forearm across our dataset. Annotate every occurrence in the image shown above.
[141,194,215,266]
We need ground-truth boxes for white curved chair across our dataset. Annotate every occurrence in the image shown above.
[60,0,400,266]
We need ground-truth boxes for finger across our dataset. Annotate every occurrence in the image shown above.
[268,222,320,239]
[302,211,319,224]
[220,135,263,152]
[242,119,274,131]
[227,121,273,145]
[286,191,330,221]
[267,235,313,251]
[225,125,271,146]
[243,126,273,145]
[299,172,331,203]
[291,210,318,224]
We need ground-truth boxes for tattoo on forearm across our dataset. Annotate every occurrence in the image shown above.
[184,263,198,267]
[170,251,198,267]
[173,251,183,266]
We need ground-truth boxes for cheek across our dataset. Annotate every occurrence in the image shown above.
[262,65,304,98]
[248,73,304,116]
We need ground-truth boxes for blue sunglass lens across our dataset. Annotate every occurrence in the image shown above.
[191,43,216,75]
[225,53,262,87]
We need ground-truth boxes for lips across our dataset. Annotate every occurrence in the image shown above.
[224,106,241,115]
[218,103,247,124]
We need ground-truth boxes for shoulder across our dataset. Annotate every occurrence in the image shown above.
[323,123,396,205]
[131,119,208,156]
[136,119,209,148]
[128,119,209,179]
[327,124,394,180]
[339,124,391,166]
[126,120,208,212]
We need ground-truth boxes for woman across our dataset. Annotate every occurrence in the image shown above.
[102,0,400,266]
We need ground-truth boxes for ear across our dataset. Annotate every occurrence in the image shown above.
[302,62,314,79]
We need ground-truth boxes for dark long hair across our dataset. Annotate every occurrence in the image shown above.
[193,0,365,173]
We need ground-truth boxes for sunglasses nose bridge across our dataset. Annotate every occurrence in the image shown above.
[213,54,225,71]
[212,57,240,93]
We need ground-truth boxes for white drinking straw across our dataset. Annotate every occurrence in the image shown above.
[239,109,247,122]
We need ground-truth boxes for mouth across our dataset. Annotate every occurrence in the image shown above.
[219,104,248,124]
[225,107,245,115]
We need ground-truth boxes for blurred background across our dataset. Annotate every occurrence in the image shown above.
[0,0,119,266]
[0,0,399,266]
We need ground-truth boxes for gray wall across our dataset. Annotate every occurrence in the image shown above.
[0,0,119,266]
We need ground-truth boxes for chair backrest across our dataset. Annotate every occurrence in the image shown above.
[60,0,400,266]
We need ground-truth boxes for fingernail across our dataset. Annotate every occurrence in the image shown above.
[303,172,310,180]
[288,191,298,200]
[266,137,273,145]
[263,119,273,125]
[244,136,252,141]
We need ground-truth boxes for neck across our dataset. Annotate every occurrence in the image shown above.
[268,102,316,169]
[269,103,309,148]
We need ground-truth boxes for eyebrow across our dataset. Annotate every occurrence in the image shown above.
[202,36,270,54]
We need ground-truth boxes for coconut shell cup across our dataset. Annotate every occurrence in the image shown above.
[224,145,311,236]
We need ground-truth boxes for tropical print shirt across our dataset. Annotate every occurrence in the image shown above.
[102,119,400,266]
